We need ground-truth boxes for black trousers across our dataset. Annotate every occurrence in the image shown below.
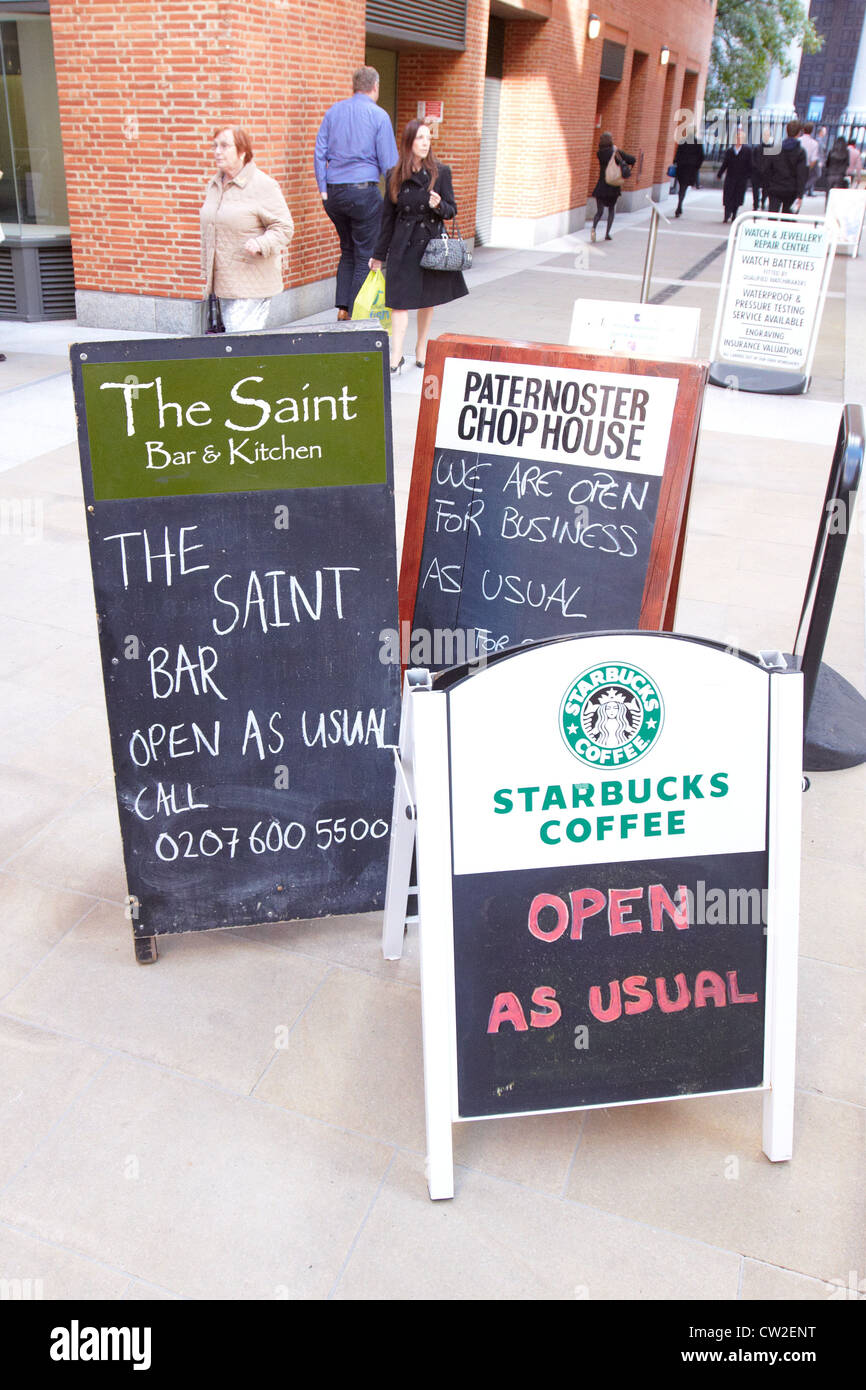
[767,195,797,215]
[324,182,384,311]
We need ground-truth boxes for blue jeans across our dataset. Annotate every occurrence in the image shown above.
[324,182,384,312]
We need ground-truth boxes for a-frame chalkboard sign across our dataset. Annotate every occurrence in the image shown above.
[399,335,706,670]
[386,631,802,1199]
[72,328,400,961]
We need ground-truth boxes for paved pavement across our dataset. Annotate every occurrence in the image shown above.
[0,184,863,1303]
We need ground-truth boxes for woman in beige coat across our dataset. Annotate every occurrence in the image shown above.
[200,127,294,332]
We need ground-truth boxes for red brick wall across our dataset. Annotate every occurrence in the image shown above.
[393,0,490,237]
[48,0,713,304]
[50,0,368,300]
[493,0,716,220]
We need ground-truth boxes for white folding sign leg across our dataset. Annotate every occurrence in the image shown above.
[412,689,456,1200]
[763,669,804,1161]
[382,688,417,961]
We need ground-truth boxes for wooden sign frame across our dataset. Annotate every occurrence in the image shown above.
[384,632,803,1200]
[400,335,707,652]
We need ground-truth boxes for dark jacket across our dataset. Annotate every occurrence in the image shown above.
[717,144,752,209]
[673,140,704,186]
[764,138,807,201]
[750,141,772,184]
[592,145,636,203]
[373,162,468,311]
[825,139,850,191]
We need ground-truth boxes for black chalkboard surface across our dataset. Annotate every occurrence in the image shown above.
[72,329,400,950]
[401,337,706,667]
[452,850,767,1117]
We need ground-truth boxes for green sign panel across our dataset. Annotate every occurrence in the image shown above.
[82,350,387,501]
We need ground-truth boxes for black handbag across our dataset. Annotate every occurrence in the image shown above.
[420,218,472,272]
[205,293,225,334]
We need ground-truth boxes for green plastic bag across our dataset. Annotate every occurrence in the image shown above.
[351,269,391,333]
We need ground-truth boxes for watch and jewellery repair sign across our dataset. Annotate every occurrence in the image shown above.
[403,631,802,1198]
[710,212,836,390]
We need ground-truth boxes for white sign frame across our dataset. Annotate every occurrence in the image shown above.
[825,187,866,257]
[710,211,837,383]
[385,633,803,1200]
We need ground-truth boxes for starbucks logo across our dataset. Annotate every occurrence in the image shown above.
[560,663,664,767]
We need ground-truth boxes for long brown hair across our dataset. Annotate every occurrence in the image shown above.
[388,119,439,202]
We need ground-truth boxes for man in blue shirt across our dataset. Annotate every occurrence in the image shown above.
[315,67,399,319]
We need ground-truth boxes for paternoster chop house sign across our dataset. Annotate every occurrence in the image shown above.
[389,632,803,1199]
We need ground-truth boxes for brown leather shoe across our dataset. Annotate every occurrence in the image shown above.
[337,308,350,321]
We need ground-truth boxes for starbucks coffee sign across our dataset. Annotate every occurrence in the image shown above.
[387,631,804,1199]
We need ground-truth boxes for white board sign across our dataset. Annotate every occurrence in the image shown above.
[569,299,700,360]
[435,355,679,476]
[711,212,836,380]
[826,188,866,256]
[389,632,804,1198]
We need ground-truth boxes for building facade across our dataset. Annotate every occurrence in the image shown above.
[0,0,716,326]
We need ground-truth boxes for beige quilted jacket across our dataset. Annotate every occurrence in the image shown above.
[200,160,294,298]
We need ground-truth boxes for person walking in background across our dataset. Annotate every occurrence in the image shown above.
[589,132,635,241]
[750,127,773,210]
[369,119,468,373]
[800,122,820,196]
[315,66,398,321]
[847,139,864,188]
[825,135,852,203]
[672,123,704,217]
[764,120,806,215]
[816,125,830,189]
[717,128,751,223]
[200,126,294,333]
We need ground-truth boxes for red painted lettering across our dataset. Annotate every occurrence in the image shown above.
[609,886,644,936]
[649,882,689,932]
[656,973,692,1012]
[727,970,759,1004]
[622,974,654,1015]
[588,979,622,1022]
[694,970,727,1008]
[528,893,569,942]
[569,887,606,940]
[530,985,562,1028]
[487,992,529,1033]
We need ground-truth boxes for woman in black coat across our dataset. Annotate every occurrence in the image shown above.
[824,136,851,205]
[370,119,468,372]
[717,130,752,222]
[672,129,705,216]
[590,132,635,241]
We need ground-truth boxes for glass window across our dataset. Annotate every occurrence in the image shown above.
[0,11,69,237]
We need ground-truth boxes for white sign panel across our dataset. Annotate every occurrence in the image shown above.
[448,633,768,875]
[569,299,700,360]
[435,355,678,477]
[712,213,836,376]
[826,188,866,256]
[398,631,804,1197]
